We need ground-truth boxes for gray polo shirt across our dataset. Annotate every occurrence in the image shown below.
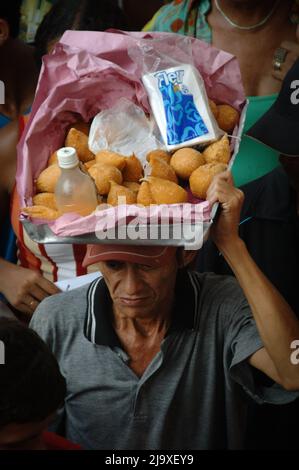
[30,270,298,450]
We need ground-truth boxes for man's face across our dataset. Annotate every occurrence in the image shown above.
[279,154,299,190]
[0,416,52,450]
[98,256,178,319]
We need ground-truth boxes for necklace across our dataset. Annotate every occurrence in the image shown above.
[215,0,281,31]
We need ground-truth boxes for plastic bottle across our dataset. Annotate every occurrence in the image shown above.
[55,147,98,216]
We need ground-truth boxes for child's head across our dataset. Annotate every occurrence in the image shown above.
[0,319,66,450]
[34,0,126,66]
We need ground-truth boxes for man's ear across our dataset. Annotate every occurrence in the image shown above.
[177,249,198,268]
[0,19,10,46]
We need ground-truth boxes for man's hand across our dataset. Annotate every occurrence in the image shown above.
[206,170,244,252]
[0,260,60,316]
[206,172,299,391]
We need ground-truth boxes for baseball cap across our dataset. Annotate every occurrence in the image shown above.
[82,244,178,268]
[246,58,299,157]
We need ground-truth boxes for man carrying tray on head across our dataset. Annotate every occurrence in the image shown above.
[30,170,299,450]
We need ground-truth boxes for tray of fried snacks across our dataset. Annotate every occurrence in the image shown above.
[17,30,247,249]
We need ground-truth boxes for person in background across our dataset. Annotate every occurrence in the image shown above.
[144,0,299,187]
[198,57,299,449]
[0,0,126,318]
[0,1,38,266]
[34,0,126,66]
[0,318,81,450]
[30,172,299,450]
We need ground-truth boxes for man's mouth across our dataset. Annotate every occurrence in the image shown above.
[119,297,150,306]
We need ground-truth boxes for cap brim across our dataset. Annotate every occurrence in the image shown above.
[246,106,299,157]
[83,244,177,268]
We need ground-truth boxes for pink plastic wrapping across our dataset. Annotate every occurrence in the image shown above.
[16,30,246,238]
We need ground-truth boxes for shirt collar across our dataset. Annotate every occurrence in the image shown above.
[84,269,199,347]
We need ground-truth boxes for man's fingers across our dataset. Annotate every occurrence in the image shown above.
[207,183,243,208]
[207,170,233,193]
[210,170,232,184]
[37,276,61,296]
[29,284,51,302]
[18,301,37,315]
[225,170,234,186]
[16,304,31,314]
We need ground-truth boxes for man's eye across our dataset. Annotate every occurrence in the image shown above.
[105,260,124,270]
[138,264,156,272]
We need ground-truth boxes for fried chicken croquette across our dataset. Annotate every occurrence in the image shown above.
[203,135,231,164]
[95,150,126,170]
[65,127,94,162]
[88,164,123,195]
[36,164,61,193]
[122,154,144,182]
[216,105,239,133]
[33,192,57,210]
[107,181,137,206]
[22,205,60,220]
[146,149,171,165]
[143,177,188,205]
[170,148,205,180]
[149,156,178,184]
[189,163,228,199]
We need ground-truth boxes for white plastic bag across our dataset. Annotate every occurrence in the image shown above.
[88,98,163,166]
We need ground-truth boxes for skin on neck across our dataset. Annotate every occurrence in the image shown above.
[112,297,174,338]
[216,0,280,23]
[0,38,38,119]
[209,0,295,95]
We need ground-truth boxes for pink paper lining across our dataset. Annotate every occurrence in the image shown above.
[48,201,211,237]
[16,30,246,238]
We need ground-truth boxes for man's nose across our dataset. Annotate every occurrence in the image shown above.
[123,265,145,296]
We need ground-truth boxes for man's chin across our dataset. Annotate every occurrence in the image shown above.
[115,298,154,316]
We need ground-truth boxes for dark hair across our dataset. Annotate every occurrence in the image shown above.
[0,319,66,428]
[34,0,127,66]
[0,0,22,38]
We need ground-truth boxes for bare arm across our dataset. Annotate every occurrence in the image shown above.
[0,122,60,316]
[207,171,299,391]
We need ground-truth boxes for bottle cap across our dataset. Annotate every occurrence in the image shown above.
[57,147,79,169]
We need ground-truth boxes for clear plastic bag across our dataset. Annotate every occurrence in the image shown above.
[88,98,163,166]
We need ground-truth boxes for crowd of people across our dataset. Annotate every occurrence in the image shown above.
[0,0,298,451]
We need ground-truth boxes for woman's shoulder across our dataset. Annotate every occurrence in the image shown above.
[143,0,211,34]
